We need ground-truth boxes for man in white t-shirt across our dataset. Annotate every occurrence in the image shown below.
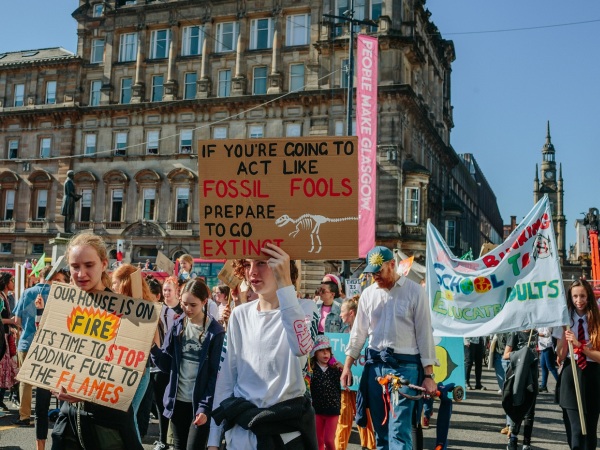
[207,244,317,450]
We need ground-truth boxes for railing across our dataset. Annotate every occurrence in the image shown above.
[28,220,45,229]
[168,222,189,231]
[74,221,93,230]
[0,220,14,229]
[104,221,124,229]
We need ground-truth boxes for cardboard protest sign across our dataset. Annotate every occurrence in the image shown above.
[217,260,242,290]
[426,195,569,337]
[17,283,161,411]
[156,251,175,275]
[199,137,359,260]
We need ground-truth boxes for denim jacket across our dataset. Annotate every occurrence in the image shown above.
[316,299,345,333]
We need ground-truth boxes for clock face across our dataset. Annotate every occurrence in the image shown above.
[544,170,554,179]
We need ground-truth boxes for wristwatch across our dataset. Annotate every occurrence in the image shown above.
[424,373,435,380]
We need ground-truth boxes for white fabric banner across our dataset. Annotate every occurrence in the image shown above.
[426,196,569,337]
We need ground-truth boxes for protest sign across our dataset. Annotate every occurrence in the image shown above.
[326,332,364,391]
[426,195,569,337]
[156,251,174,275]
[217,260,242,290]
[17,282,161,411]
[198,137,359,260]
[344,278,362,297]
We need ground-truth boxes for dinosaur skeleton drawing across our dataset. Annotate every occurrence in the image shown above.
[275,213,358,253]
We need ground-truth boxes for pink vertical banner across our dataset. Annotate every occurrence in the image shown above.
[356,35,378,257]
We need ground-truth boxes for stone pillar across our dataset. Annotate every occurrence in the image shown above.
[163,24,179,100]
[267,29,282,94]
[132,29,145,103]
[197,35,211,98]
[50,234,71,265]
[231,34,247,96]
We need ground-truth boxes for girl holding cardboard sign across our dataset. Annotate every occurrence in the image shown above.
[51,233,142,450]
[151,279,225,450]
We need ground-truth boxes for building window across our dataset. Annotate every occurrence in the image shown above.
[119,33,137,62]
[182,25,203,56]
[36,189,48,219]
[14,84,24,107]
[8,140,18,159]
[121,77,132,104]
[184,72,197,99]
[286,123,302,137]
[110,189,123,222]
[370,0,382,24]
[92,3,104,17]
[91,38,105,63]
[253,66,267,95]
[142,188,156,220]
[84,134,97,155]
[146,131,159,154]
[250,18,273,50]
[115,132,127,156]
[334,120,344,136]
[249,125,264,138]
[80,189,92,222]
[90,80,102,106]
[150,29,170,59]
[3,190,14,220]
[289,64,305,92]
[152,75,164,102]
[286,14,310,46]
[40,138,51,158]
[213,126,227,139]
[179,129,193,153]
[0,243,11,254]
[215,22,238,53]
[341,58,349,88]
[176,187,189,222]
[45,81,57,104]
[32,243,44,254]
[404,187,420,226]
[445,219,456,248]
[218,70,231,97]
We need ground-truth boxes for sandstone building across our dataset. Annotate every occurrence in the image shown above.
[0,0,503,292]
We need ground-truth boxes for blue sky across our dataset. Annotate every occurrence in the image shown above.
[2,1,599,248]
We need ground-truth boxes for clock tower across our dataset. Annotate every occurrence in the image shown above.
[534,121,566,262]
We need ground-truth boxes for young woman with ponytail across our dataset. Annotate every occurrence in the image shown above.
[151,278,225,450]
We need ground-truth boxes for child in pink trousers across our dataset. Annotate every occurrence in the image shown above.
[310,336,342,450]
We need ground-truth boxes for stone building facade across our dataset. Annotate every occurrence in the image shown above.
[0,0,504,293]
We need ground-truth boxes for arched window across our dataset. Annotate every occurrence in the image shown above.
[103,170,129,229]
[167,168,196,231]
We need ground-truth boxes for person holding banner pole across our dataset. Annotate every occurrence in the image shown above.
[554,279,600,450]
[341,246,438,450]
[51,233,142,450]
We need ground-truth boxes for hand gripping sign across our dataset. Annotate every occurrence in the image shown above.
[17,282,161,411]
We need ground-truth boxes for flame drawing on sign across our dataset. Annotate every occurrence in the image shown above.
[66,306,121,341]
[275,214,358,253]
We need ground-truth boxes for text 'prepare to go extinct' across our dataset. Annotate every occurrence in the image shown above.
[200,140,354,198]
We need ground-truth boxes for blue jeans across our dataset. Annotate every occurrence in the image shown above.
[493,354,513,427]
[366,361,419,450]
[132,367,150,442]
[423,397,433,420]
[539,347,558,388]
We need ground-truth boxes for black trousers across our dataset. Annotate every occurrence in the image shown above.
[564,407,599,450]
[170,400,209,450]
[465,342,485,387]
[152,371,170,445]
[35,387,53,440]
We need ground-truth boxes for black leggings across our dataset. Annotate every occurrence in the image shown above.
[564,408,599,450]
[35,387,53,440]
[465,342,485,387]
[170,400,209,450]
[152,371,170,445]
[511,395,537,445]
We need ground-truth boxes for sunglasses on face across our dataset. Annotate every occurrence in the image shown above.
[319,288,331,294]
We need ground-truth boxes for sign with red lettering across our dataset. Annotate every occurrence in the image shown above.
[17,283,161,411]
[199,137,359,259]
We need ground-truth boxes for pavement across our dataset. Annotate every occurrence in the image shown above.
[0,368,594,449]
